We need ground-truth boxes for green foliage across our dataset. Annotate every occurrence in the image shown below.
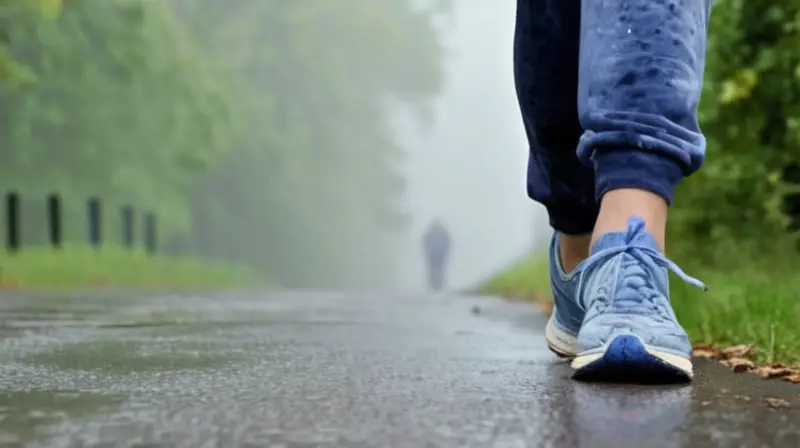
[171,0,447,287]
[477,255,550,302]
[671,0,800,259]
[0,0,233,232]
[670,251,800,365]
[0,0,447,287]
[0,244,264,289]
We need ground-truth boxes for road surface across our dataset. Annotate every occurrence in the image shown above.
[0,290,797,447]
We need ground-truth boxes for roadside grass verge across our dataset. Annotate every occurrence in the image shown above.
[478,255,551,304]
[0,244,266,290]
[479,249,800,366]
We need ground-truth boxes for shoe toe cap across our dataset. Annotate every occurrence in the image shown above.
[577,314,691,356]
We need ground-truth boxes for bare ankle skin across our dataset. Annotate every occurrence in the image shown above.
[558,233,591,272]
[591,188,668,250]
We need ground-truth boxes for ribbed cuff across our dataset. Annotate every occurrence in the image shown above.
[593,150,684,205]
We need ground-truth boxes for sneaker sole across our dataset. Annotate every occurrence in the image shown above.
[570,334,693,383]
[544,313,578,358]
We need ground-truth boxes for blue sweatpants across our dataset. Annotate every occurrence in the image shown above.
[514,0,712,234]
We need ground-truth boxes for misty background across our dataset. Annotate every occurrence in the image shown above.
[396,2,547,291]
[0,0,552,292]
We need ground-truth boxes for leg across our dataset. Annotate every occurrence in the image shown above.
[577,0,711,245]
[427,258,443,291]
[431,263,442,291]
[571,0,712,381]
[514,0,591,356]
[514,0,598,237]
[426,261,435,291]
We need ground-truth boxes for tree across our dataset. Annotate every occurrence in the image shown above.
[0,0,234,241]
[670,0,800,260]
[0,0,447,287]
[173,0,447,287]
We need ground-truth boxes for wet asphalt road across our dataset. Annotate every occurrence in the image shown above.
[0,291,798,447]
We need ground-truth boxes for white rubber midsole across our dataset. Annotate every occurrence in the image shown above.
[544,313,578,357]
[571,345,694,377]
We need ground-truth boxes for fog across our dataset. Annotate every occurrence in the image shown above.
[2,1,553,292]
[395,2,550,291]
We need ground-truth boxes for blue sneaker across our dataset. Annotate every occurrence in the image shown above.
[544,232,585,358]
[570,217,707,381]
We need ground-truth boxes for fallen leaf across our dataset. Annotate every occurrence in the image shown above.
[693,347,720,360]
[764,397,790,409]
[785,374,800,384]
[720,344,754,359]
[722,357,755,373]
[753,365,794,379]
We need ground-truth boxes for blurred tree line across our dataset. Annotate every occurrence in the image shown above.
[0,0,448,287]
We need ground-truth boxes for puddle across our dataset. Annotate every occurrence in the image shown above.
[22,340,246,373]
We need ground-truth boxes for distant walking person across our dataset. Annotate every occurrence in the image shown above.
[423,220,451,291]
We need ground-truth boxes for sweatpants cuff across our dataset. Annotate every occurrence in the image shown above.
[593,150,684,205]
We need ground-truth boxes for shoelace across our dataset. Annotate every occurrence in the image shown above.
[577,219,708,313]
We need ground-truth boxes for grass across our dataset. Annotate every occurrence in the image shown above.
[479,256,551,304]
[0,243,266,289]
[479,249,800,366]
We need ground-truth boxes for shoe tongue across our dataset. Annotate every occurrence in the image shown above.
[589,217,661,255]
[589,230,630,254]
[589,222,668,305]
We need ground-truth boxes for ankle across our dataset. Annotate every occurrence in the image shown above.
[558,233,591,272]
[591,188,668,250]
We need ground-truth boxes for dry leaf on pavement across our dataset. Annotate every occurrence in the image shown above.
[753,365,795,379]
[785,374,800,384]
[721,357,755,373]
[692,346,720,360]
[764,397,790,409]
[720,344,754,359]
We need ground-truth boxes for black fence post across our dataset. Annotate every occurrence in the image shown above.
[87,197,101,249]
[6,192,19,252]
[144,212,156,254]
[121,205,134,249]
[47,194,62,248]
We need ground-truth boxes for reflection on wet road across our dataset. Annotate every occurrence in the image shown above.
[0,291,797,447]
